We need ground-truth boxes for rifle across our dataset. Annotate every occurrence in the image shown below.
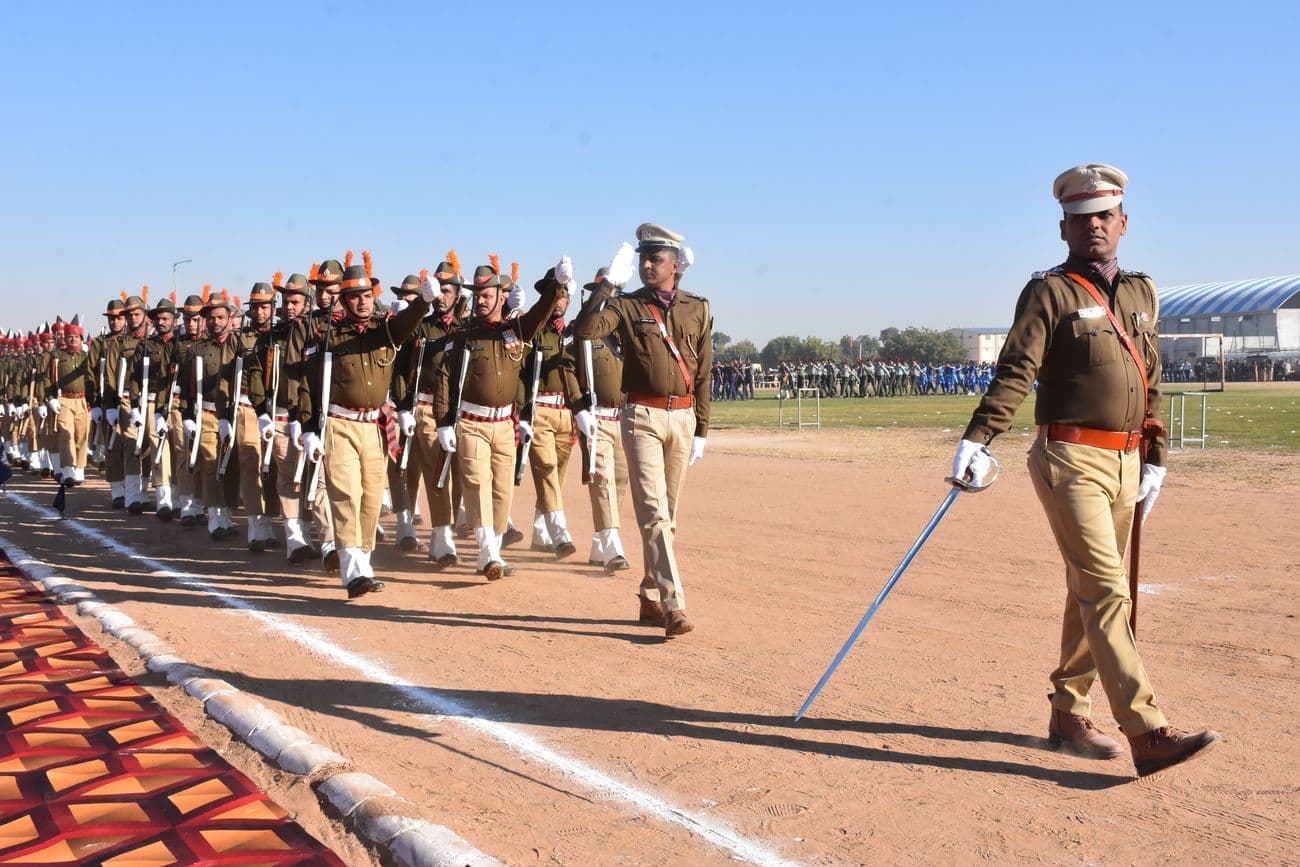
[262,342,280,475]
[134,354,149,456]
[307,320,333,495]
[514,337,542,486]
[217,352,243,479]
[436,329,471,491]
[109,355,126,449]
[91,355,107,450]
[399,337,426,478]
[580,337,598,484]
[187,352,203,472]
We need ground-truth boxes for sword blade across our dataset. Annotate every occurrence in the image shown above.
[795,485,962,721]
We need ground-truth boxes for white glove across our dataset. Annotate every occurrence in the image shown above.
[606,242,636,288]
[302,431,324,461]
[420,272,439,303]
[1137,464,1167,524]
[689,436,706,466]
[257,413,275,442]
[288,419,303,447]
[554,255,573,287]
[129,407,143,428]
[458,285,473,306]
[506,279,524,311]
[677,245,695,273]
[218,418,231,442]
[518,419,534,442]
[153,413,167,435]
[47,397,61,414]
[390,298,409,315]
[0,403,6,417]
[951,438,991,486]
[399,410,416,437]
[37,405,48,420]
[436,425,457,453]
[182,418,198,437]
[91,407,103,424]
[106,408,119,426]
[574,408,598,440]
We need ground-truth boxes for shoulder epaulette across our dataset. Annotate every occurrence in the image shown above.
[1122,269,1151,278]
[1030,266,1064,280]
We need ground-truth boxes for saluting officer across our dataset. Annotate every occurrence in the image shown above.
[297,257,433,597]
[433,258,561,580]
[573,268,631,572]
[571,223,712,637]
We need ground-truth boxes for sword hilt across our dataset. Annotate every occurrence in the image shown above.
[945,450,1001,492]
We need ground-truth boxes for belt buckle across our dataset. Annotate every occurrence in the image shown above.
[1124,430,1140,452]
[665,395,680,410]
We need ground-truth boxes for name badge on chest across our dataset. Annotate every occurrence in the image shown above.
[502,331,520,351]
[1075,306,1105,320]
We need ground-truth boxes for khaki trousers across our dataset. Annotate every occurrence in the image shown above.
[271,419,300,520]
[196,409,224,507]
[233,405,264,515]
[110,409,143,481]
[169,406,199,505]
[529,405,574,514]
[324,417,386,551]
[105,412,125,483]
[413,404,461,526]
[621,403,693,613]
[587,415,627,532]
[56,397,90,469]
[145,400,172,488]
[457,417,515,535]
[1028,437,1167,735]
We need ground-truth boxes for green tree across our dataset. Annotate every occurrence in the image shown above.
[760,335,804,368]
[712,331,732,352]
[879,326,966,363]
[719,339,757,362]
[840,333,882,360]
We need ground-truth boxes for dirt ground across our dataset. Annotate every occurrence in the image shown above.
[1,427,1295,865]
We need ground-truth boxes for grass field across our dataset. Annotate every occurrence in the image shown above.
[709,382,1300,453]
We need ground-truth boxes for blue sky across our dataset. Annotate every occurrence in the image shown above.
[5,1,1297,344]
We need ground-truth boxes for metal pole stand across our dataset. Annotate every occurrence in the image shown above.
[1167,391,1208,449]
[796,387,821,429]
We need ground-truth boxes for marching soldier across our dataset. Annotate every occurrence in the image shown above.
[571,223,712,637]
[181,288,266,543]
[297,256,433,597]
[259,273,313,559]
[573,268,631,572]
[386,273,429,552]
[433,258,562,580]
[45,317,93,486]
[114,291,151,511]
[171,294,207,525]
[234,281,279,550]
[88,298,127,493]
[522,279,588,558]
[128,294,181,517]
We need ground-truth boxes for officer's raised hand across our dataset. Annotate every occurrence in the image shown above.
[604,242,636,289]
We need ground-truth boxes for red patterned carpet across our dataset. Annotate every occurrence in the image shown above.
[0,549,343,866]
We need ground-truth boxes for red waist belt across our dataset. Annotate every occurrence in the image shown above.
[1042,423,1141,453]
[60,391,86,398]
[627,392,694,410]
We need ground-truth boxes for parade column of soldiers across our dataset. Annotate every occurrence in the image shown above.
[8,224,714,634]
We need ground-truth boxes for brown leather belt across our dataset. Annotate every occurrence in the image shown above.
[627,392,694,410]
[1041,423,1141,453]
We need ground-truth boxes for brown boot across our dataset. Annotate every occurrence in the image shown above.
[663,609,694,637]
[638,595,663,624]
[1129,726,1220,777]
[1048,709,1124,759]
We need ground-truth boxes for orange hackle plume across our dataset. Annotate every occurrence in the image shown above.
[120,290,129,303]
[419,268,429,284]
[488,253,500,275]
[446,249,461,277]
[169,291,176,304]
[141,285,149,304]
[201,284,211,304]
[362,249,373,278]
[309,262,320,281]
[511,261,519,285]
[272,271,284,289]
[344,250,354,269]
[220,288,230,302]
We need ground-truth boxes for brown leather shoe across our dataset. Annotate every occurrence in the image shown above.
[638,595,663,624]
[663,609,694,637]
[1048,709,1124,759]
[1129,726,1220,777]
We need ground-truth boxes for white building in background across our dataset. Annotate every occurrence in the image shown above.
[948,328,1009,363]
[1158,275,1300,360]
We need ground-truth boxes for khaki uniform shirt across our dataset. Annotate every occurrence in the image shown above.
[44,349,94,396]
[527,320,582,406]
[964,261,1167,466]
[393,309,462,411]
[571,332,625,411]
[128,329,179,406]
[571,282,713,437]
[180,331,265,422]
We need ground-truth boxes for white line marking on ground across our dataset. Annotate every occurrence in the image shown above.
[5,491,799,867]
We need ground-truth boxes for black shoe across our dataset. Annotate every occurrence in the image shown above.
[431,553,459,570]
[482,561,505,581]
[288,545,313,564]
[157,507,174,522]
[502,527,524,547]
[140,500,156,513]
[249,539,267,553]
[179,514,197,527]
[604,555,631,573]
[111,497,125,509]
[127,501,144,515]
[346,576,385,599]
[322,549,340,574]
[397,535,419,553]
[262,536,282,550]
[554,541,577,559]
